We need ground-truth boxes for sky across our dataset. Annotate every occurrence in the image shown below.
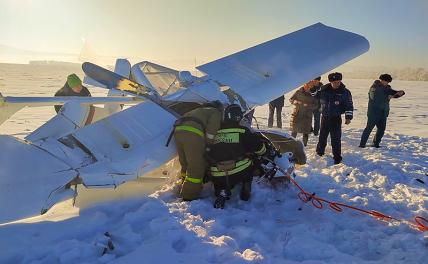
[1,0,427,69]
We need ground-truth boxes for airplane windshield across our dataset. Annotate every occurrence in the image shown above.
[133,62,182,96]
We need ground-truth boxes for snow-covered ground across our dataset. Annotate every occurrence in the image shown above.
[0,64,427,263]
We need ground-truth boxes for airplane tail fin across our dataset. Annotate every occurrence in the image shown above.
[105,59,131,114]
[83,58,132,114]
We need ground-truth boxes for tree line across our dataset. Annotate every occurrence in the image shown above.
[342,67,428,81]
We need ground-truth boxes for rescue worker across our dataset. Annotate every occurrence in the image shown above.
[359,74,405,148]
[208,104,266,209]
[54,74,91,113]
[173,101,223,201]
[289,80,318,146]
[268,95,285,128]
[316,72,353,164]
[309,76,323,136]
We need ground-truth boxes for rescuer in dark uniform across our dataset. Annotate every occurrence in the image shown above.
[316,72,353,165]
[207,104,266,209]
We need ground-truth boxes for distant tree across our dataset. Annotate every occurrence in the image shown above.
[343,66,428,81]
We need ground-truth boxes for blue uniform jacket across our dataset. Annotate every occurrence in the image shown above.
[316,83,353,120]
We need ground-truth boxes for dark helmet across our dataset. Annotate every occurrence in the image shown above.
[379,74,392,83]
[202,100,224,110]
[223,104,243,123]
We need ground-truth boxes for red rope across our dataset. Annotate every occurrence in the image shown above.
[282,175,428,232]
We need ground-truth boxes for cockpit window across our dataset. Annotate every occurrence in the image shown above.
[132,62,182,96]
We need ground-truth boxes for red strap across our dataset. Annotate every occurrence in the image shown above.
[276,174,428,232]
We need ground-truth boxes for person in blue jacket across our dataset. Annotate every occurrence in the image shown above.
[359,74,405,148]
[316,72,353,164]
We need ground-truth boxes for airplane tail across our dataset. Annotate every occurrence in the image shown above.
[1,59,136,126]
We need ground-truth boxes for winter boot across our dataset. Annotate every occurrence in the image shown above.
[240,181,252,201]
[213,190,230,209]
[303,134,309,147]
[333,156,342,165]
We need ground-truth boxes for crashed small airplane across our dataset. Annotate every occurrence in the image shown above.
[0,23,369,223]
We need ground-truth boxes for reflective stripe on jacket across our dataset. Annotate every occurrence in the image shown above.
[184,174,203,183]
[175,106,222,144]
[210,158,252,177]
[208,124,266,177]
[213,128,246,144]
[175,125,204,137]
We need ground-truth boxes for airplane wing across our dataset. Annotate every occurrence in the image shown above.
[196,23,370,108]
[72,100,177,187]
[0,100,177,223]
[0,95,142,125]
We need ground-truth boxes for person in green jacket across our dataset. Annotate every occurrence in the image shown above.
[359,74,405,148]
[54,74,91,113]
[173,102,223,201]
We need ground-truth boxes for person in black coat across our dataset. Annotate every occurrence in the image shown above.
[359,74,405,148]
[54,74,91,113]
[268,95,285,128]
[316,72,353,164]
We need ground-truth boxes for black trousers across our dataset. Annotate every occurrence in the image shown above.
[268,105,282,128]
[360,116,387,147]
[316,116,342,161]
[212,167,253,196]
